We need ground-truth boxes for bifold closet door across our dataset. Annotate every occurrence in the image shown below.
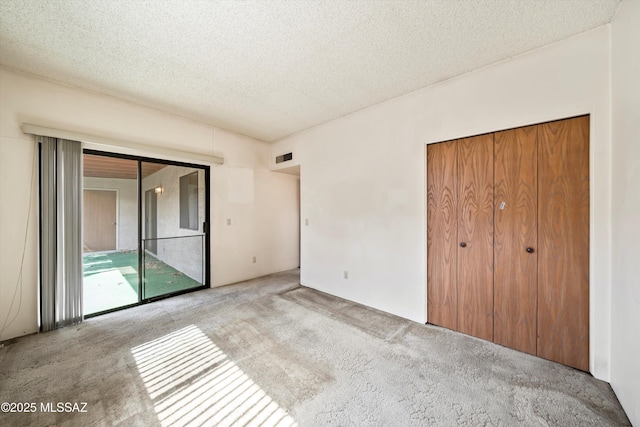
[537,116,590,371]
[427,140,458,331]
[493,125,538,355]
[457,135,494,341]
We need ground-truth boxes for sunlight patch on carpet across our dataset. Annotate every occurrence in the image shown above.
[132,325,297,427]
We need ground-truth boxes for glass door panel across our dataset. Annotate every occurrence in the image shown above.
[141,162,206,299]
[82,153,139,315]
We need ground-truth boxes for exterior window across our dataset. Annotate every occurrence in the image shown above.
[180,172,198,230]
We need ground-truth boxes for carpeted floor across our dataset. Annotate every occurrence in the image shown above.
[0,269,630,426]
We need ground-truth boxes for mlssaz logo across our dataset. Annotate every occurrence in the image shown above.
[40,402,88,413]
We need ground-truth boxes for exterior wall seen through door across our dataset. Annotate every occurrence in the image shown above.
[141,165,206,283]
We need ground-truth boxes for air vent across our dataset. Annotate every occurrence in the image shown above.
[275,152,293,164]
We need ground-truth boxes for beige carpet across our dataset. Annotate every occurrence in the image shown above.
[0,269,630,426]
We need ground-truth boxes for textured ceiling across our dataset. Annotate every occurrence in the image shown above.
[0,0,620,142]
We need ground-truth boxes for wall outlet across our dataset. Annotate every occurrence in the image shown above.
[305,218,309,226]
[227,218,231,225]
[344,270,348,279]
[252,256,256,263]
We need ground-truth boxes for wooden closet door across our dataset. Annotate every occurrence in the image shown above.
[427,141,458,330]
[493,126,538,355]
[537,116,590,371]
[457,134,494,341]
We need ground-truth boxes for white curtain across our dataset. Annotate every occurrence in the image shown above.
[38,136,83,331]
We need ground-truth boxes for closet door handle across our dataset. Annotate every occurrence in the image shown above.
[460,242,467,248]
[526,247,534,253]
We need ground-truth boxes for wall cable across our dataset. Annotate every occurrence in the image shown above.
[0,140,37,342]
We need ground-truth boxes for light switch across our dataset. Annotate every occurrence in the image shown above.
[227,218,231,225]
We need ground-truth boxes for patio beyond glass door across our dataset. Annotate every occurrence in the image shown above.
[82,151,209,317]
[141,162,206,300]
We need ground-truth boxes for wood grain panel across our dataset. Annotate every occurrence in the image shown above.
[537,116,590,371]
[83,189,117,252]
[493,126,538,355]
[427,141,458,330]
[457,134,494,341]
[84,154,165,179]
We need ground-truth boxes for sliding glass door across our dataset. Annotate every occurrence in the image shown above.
[82,151,209,316]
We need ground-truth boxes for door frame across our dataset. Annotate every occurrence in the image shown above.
[83,149,211,318]
[425,114,591,371]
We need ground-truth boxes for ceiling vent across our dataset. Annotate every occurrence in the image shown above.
[275,152,293,164]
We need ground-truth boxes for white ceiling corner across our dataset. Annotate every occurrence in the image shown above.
[0,0,621,142]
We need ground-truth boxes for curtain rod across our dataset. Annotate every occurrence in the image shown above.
[21,123,224,165]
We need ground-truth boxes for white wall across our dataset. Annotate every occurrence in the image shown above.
[273,26,613,381]
[0,68,300,342]
[83,177,138,251]
[610,1,640,425]
[212,129,300,286]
